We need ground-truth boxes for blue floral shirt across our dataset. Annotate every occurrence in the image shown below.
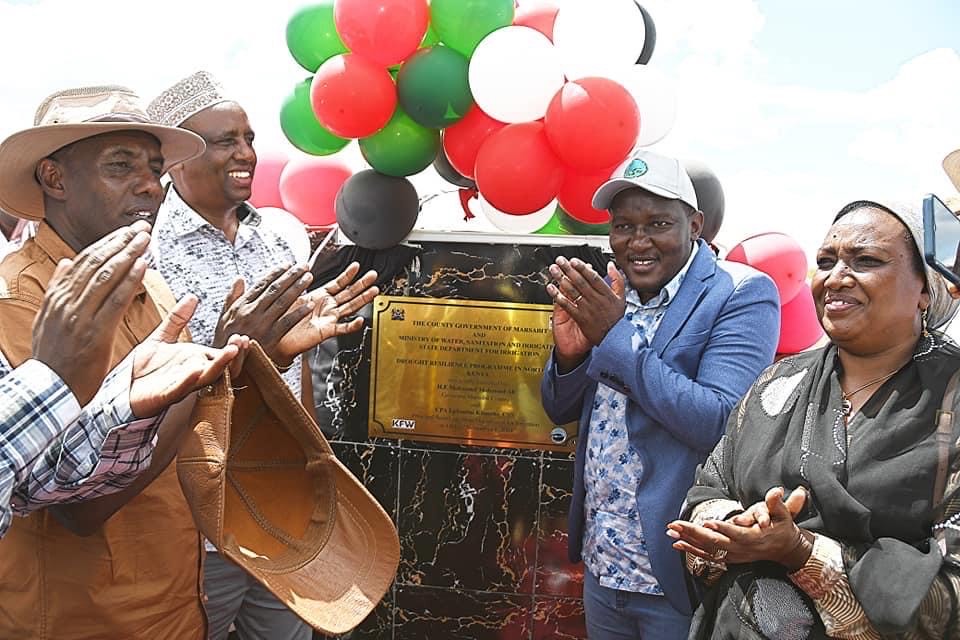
[583,242,699,593]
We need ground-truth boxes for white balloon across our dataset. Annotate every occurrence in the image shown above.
[258,206,312,264]
[480,195,557,233]
[553,0,646,80]
[468,26,565,123]
[606,65,677,147]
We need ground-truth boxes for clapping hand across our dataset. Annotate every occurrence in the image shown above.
[32,221,152,406]
[667,487,812,571]
[546,257,624,372]
[213,264,315,367]
[275,262,379,358]
[128,295,247,418]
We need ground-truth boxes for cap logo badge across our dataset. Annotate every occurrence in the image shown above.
[623,159,648,178]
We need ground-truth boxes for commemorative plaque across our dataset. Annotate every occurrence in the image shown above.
[368,296,576,451]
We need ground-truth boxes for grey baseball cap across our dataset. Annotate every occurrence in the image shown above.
[592,149,699,211]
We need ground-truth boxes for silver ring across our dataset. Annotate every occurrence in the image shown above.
[573,295,583,303]
[712,548,728,562]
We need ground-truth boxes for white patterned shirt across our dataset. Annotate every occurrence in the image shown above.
[583,242,699,593]
[151,186,305,396]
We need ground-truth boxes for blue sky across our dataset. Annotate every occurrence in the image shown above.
[0,0,957,258]
[756,1,959,90]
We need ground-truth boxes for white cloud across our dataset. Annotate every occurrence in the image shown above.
[638,1,960,260]
[718,48,960,260]
[647,0,766,63]
[712,168,847,259]
[0,0,308,144]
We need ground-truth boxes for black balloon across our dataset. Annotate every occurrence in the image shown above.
[635,3,656,65]
[684,160,725,243]
[433,146,476,189]
[335,170,420,250]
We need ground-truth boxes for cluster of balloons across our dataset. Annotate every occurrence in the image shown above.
[282,0,677,246]
[249,151,352,230]
[726,233,824,355]
[439,0,675,233]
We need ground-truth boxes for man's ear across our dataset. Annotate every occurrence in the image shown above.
[167,163,184,186]
[689,209,704,241]
[35,158,66,202]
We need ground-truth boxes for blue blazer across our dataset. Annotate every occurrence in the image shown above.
[540,240,780,614]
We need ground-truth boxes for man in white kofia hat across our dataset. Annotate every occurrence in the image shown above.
[148,70,380,640]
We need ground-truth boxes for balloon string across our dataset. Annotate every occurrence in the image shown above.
[308,223,339,269]
[458,187,479,221]
[418,188,480,222]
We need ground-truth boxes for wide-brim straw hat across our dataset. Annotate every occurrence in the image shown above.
[945,148,960,193]
[178,342,400,635]
[0,85,204,221]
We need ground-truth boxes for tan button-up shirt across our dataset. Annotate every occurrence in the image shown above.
[0,222,205,640]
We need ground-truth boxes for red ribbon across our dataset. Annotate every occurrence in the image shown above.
[458,187,479,221]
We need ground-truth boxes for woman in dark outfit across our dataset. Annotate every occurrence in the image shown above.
[668,200,960,639]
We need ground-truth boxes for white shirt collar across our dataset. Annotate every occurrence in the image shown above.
[160,184,261,240]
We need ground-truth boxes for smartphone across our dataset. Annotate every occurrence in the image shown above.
[923,193,960,287]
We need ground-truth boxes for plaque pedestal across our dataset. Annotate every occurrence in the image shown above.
[309,231,609,639]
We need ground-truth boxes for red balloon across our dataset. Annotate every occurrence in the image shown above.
[442,105,506,179]
[249,150,288,210]
[777,282,824,355]
[310,53,397,138]
[545,77,639,171]
[558,167,614,224]
[514,1,559,41]
[726,232,807,305]
[278,157,353,226]
[334,0,429,67]
[475,121,564,214]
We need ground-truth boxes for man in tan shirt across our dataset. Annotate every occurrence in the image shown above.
[0,84,381,639]
[0,85,223,639]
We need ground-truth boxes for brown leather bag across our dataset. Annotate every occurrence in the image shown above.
[177,341,399,634]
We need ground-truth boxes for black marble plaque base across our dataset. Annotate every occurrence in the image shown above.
[309,237,608,639]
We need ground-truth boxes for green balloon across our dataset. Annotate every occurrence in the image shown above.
[398,46,473,129]
[535,212,567,235]
[536,206,611,236]
[359,107,440,177]
[280,78,349,156]
[286,3,348,73]
[430,0,514,57]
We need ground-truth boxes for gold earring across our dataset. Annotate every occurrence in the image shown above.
[915,306,936,360]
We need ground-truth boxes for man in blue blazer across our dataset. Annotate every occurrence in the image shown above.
[541,150,780,639]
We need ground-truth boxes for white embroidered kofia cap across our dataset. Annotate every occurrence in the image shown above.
[148,71,232,127]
